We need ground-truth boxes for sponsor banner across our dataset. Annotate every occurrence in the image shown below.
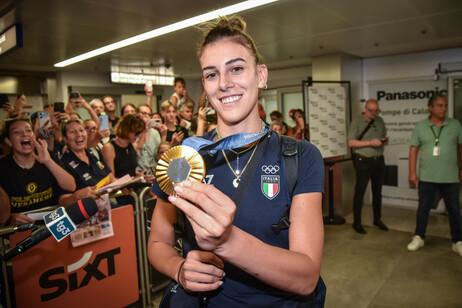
[9,205,139,308]
[308,86,348,158]
[369,79,447,208]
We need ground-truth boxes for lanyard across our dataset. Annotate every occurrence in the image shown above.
[430,125,443,146]
[182,121,270,154]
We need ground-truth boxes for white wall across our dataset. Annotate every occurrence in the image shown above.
[363,47,462,96]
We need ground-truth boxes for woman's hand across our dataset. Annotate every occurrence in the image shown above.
[98,127,110,139]
[8,213,34,225]
[2,102,14,114]
[171,131,184,145]
[32,138,52,165]
[198,107,207,121]
[74,187,101,200]
[179,250,225,292]
[169,181,236,252]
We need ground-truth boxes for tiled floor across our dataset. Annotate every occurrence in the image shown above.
[323,204,461,308]
[145,205,461,307]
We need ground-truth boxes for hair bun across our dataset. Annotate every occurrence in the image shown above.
[226,16,246,32]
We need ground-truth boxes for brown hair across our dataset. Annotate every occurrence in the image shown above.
[196,15,263,65]
[114,114,145,139]
[61,119,84,137]
[2,117,32,138]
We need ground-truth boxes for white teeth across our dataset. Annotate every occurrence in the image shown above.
[221,95,241,104]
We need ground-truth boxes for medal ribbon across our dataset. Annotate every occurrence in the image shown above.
[182,122,269,153]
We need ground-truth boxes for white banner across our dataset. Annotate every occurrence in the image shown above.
[369,79,447,208]
[308,86,348,158]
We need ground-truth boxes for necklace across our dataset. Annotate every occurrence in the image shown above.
[229,141,256,155]
[13,155,34,169]
[215,120,266,141]
[222,139,260,188]
[215,121,265,187]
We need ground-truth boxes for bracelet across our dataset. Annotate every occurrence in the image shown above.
[177,260,186,288]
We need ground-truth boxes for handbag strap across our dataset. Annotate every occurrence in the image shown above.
[232,132,270,207]
[357,118,374,140]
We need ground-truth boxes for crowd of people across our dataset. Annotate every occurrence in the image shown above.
[0,82,209,222]
[0,15,325,307]
[4,13,459,308]
[0,81,308,222]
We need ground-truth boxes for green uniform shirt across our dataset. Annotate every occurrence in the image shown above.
[410,117,462,183]
[348,114,386,157]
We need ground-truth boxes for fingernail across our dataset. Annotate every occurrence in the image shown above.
[168,195,176,203]
[219,280,223,286]
[174,185,183,193]
[182,181,192,187]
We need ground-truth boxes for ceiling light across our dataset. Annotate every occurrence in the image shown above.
[54,0,279,67]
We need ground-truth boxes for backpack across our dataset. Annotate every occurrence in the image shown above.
[270,135,301,234]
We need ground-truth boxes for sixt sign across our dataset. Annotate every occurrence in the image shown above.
[39,248,121,301]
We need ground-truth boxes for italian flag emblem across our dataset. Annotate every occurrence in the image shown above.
[261,175,280,200]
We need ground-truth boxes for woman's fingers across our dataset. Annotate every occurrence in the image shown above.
[168,194,220,237]
[181,251,225,292]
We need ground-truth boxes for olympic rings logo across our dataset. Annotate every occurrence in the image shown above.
[261,165,280,174]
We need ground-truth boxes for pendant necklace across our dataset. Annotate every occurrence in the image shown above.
[13,155,34,169]
[222,140,260,188]
[215,121,265,188]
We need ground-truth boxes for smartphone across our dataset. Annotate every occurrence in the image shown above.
[38,111,51,129]
[382,137,389,143]
[99,114,109,130]
[154,118,161,127]
[146,119,156,128]
[0,94,9,108]
[53,102,65,113]
[69,92,79,99]
[145,80,153,94]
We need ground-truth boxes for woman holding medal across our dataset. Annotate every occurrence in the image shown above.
[148,16,325,307]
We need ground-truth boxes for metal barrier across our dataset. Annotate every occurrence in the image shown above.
[111,189,150,308]
[0,188,166,308]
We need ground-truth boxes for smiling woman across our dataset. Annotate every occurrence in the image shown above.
[0,117,76,225]
[148,16,326,307]
[58,119,114,207]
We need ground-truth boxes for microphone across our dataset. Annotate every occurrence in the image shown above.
[3,198,98,261]
[0,223,35,236]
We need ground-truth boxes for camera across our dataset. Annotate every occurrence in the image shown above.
[69,92,79,99]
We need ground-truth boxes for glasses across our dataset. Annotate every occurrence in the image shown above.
[139,111,152,116]
[85,127,97,132]
[104,100,115,105]
[367,108,380,114]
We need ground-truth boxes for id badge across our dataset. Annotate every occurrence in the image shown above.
[433,146,440,156]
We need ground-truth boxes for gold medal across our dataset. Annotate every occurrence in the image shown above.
[156,145,206,195]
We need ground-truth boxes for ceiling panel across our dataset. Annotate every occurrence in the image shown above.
[0,0,461,78]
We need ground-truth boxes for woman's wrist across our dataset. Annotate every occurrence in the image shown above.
[177,260,186,288]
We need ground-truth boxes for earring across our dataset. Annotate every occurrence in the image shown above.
[264,84,268,90]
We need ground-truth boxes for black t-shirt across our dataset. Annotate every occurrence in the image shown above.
[0,155,64,213]
[166,126,189,143]
[61,149,111,191]
[110,140,137,178]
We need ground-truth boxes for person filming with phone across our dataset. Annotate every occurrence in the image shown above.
[348,98,389,234]
[160,100,188,145]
